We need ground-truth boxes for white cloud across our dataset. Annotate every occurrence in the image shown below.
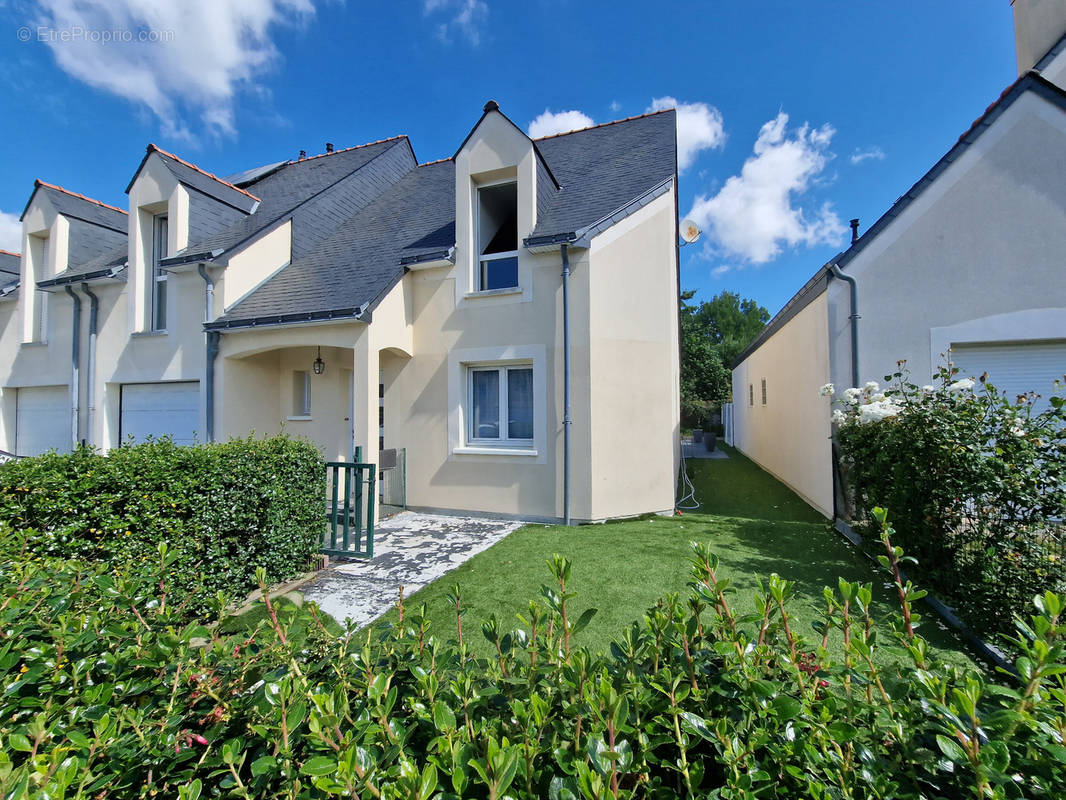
[711,264,732,278]
[527,108,595,139]
[647,97,726,171]
[687,111,845,264]
[0,211,21,253]
[609,100,621,113]
[34,0,314,140]
[425,0,487,45]
[850,146,886,165]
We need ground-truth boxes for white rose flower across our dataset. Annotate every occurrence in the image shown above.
[819,383,835,397]
[921,385,935,395]
[857,400,901,424]
[948,378,975,393]
[1010,425,1025,437]
[870,392,887,403]
[864,381,880,393]
[831,409,846,425]
[842,387,862,405]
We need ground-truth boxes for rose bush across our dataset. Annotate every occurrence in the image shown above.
[831,361,1066,640]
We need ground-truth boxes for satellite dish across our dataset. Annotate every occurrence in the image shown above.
[680,219,701,244]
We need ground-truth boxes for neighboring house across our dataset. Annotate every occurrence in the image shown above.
[0,102,681,523]
[730,1,1066,518]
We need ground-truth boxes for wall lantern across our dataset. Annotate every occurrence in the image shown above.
[312,346,325,375]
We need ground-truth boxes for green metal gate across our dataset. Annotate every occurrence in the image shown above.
[323,448,376,559]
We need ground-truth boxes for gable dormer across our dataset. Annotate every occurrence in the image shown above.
[18,181,127,343]
[452,101,558,304]
[125,145,259,332]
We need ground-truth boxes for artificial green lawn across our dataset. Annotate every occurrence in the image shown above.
[376,445,981,669]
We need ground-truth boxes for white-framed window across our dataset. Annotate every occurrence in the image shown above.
[467,363,534,445]
[292,370,311,416]
[476,181,518,291]
[151,214,168,331]
[28,233,49,343]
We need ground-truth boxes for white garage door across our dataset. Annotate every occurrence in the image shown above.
[951,341,1066,413]
[16,386,71,456]
[120,382,200,446]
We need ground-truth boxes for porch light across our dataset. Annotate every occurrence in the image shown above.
[313,346,325,375]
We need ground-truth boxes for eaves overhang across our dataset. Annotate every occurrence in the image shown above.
[37,264,127,290]
[204,304,371,332]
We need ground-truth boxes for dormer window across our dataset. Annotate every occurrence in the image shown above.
[477,182,518,291]
[152,214,168,331]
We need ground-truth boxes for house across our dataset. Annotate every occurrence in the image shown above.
[728,0,1066,519]
[0,102,682,524]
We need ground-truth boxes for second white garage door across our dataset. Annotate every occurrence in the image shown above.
[951,341,1066,413]
[120,382,200,446]
[16,386,71,457]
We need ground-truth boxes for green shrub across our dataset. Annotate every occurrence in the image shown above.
[0,435,324,619]
[3,520,1065,799]
[832,363,1066,642]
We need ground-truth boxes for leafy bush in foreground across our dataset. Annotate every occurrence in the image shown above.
[3,515,1065,799]
[833,363,1066,641]
[0,435,324,619]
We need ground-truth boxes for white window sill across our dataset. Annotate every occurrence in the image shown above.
[286,415,313,421]
[132,330,168,338]
[20,341,48,348]
[464,287,522,299]
[453,445,538,457]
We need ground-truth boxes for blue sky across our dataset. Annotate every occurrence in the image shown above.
[0,1,1017,316]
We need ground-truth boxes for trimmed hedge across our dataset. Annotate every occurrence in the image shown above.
[2,523,1065,799]
[0,435,324,619]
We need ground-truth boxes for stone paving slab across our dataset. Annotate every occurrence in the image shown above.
[301,511,529,628]
[682,442,729,459]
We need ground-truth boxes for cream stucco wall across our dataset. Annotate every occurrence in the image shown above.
[732,294,833,518]
[218,221,292,311]
[587,191,680,519]
[828,92,1066,392]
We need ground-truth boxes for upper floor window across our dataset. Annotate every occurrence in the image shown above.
[477,182,518,291]
[152,214,168,331]
[761,378,767,406]
[25,232,49,343]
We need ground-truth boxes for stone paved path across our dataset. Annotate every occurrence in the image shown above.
[301,511,528,628]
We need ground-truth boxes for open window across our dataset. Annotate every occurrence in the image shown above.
[476,182,518,291]
[151,214,168,331]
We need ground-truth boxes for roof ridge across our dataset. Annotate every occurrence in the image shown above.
[295,135,407,163]
[0,249,20,258]
[147,144,261,202]
[34,180,128,216]
[532,108,674,142]
[418,157,453,167]
[955,74,1028,146]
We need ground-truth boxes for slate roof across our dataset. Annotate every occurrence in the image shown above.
[209,160,455,327]
[529,109,676,243]
[207,109,677,328]
[732,72,1066,369]
[22,181,127,232]
[133,145,260,213]
[0,250,19,277]
[165,137,410,263]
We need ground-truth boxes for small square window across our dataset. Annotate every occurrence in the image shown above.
[468,363,533,444]
[477,182,518,291]
[292,371,311,416]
